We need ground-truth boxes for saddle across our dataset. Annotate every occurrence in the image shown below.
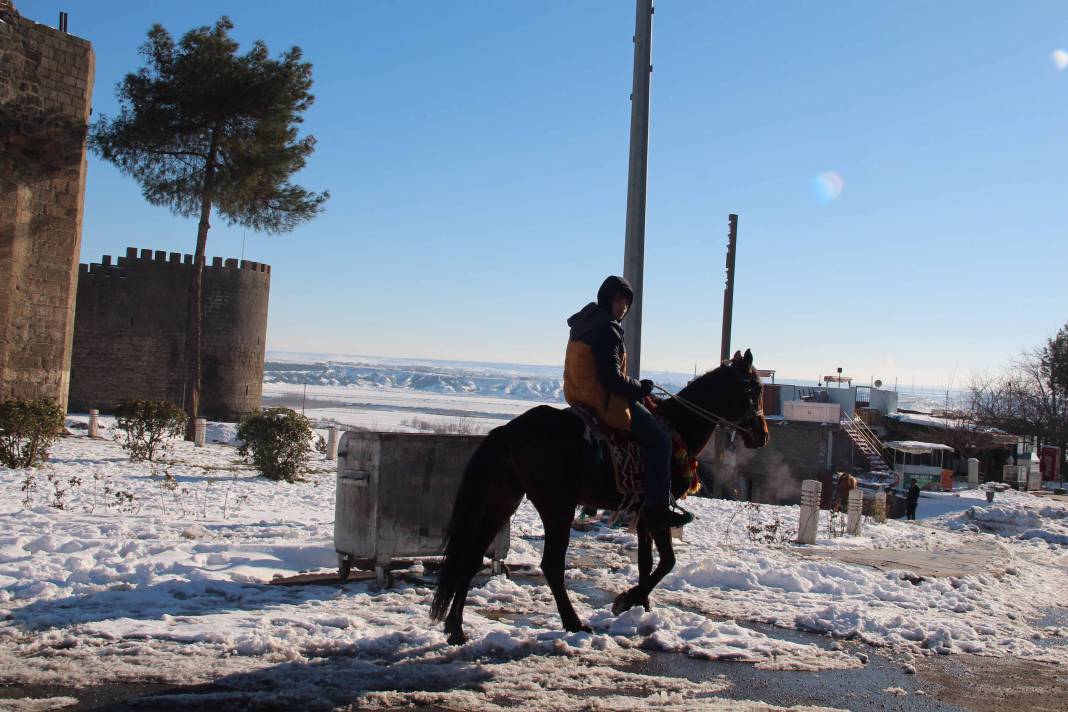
[569,398,700,498]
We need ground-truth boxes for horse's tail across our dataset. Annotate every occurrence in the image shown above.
[430,427,508,621]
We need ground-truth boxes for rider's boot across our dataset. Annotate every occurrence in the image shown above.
[641,503,694,531]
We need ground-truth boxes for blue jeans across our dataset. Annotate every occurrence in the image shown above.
[630,401,672,507]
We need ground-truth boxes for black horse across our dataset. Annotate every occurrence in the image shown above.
[430,349,770,644]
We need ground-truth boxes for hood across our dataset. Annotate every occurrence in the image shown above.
[596,275,634,311]
[567,302,613,340]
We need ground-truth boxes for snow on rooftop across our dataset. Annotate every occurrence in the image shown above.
[887,411,1013,438]
[883,440,956,454]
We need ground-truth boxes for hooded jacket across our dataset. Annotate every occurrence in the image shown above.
[563,276,645,430]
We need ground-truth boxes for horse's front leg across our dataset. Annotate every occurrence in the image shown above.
[613,519,653,615]
[645,526,677,594]
[541,509,590,633]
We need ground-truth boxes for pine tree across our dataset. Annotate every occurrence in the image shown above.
[91,18,328,437]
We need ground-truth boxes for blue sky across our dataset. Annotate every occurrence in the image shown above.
[27,0,1068,387]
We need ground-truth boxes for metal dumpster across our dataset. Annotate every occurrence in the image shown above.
[334,430,510,586]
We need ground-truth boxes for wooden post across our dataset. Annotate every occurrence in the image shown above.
[622,0,654,378]
[712,215,739,497]
[194,418,206,447]
[88,409,99,438]
[720,214,738,364]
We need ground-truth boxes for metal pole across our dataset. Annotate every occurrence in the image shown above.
[713,214,738,498]
[720,214,738,363]
[622,0,654,377]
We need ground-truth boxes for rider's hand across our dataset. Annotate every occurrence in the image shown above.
[640,379,655,396]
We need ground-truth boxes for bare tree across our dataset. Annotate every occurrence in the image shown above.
[965,322,1068,476]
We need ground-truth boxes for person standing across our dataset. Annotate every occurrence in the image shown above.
[906,480,921,520]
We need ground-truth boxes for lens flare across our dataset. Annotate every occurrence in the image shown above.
[1053,49,1068,71]
[813,171,844,203]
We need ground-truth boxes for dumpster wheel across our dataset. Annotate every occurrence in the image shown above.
[338,553,352,581]
[374,564,393,588]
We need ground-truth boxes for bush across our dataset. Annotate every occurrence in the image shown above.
[237,407,313,482]
[0,399,65,468]
[113,400,187,462]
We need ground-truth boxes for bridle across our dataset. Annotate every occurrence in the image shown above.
[652,375,764,441]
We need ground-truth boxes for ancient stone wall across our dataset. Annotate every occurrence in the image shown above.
[0,1,94,410]
[69,248,271,421]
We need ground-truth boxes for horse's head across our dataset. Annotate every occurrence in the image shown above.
[672,348,769,452]
[725,349,769,449]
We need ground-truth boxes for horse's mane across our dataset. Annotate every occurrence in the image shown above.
[674,359,754,403]
[661,358,759,456]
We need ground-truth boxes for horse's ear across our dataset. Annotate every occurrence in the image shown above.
[743,349,753,369]
[732,350,742,362]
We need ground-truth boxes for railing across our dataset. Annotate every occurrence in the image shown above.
[855,386,871,407]
[854,407,884,428]
[842,411,891,471]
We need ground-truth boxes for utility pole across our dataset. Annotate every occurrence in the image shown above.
[720,214,738,363]
[714,214,739,498]
[622,0,654,377]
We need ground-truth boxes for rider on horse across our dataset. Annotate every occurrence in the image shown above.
[563,275,693,531]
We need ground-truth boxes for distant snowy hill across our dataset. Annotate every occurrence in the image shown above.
[262,352,947,412]
[264,360,565,401]
[263,352,692,402]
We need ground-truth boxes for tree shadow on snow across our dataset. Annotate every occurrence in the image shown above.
[7,577,359,630]
[79,653,497,711]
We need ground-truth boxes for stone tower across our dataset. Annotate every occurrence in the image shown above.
[69,249,271,422]
[0,1,94,410]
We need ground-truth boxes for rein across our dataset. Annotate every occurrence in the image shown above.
[652,384,759,437]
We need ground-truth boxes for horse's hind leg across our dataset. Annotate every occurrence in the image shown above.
[537,506,590,633]
[443,560,479,645]
[443,481,523,645]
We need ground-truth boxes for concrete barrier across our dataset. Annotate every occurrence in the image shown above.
[967,458,979,488]
[798,479,821,544]
[846,487,863,535]
[194,417,206,447]
[88,409,99,438]
[327,426,339,460]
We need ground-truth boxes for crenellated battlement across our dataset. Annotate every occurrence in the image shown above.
[70,246,271,421]
[79,247,272,279]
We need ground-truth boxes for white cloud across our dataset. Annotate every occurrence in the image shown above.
[1053,49,1068,71]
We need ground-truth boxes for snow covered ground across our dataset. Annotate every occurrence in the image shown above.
[2,417,1067,710]
[262,381,554,434]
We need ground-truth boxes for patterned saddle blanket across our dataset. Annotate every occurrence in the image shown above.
[569,399,700,498]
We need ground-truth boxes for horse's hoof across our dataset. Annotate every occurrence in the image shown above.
[564,620,592,634]
[641,596,651,612]
[612,592,632,616]
[446,629,467,646]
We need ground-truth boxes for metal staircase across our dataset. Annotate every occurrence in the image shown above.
[840,412,893,478]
